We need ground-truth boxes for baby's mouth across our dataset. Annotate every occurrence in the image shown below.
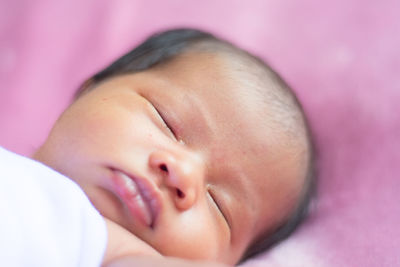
[112,170,160,228]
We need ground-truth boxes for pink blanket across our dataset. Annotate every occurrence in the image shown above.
[1,0,399,266]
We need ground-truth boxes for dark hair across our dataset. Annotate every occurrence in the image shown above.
[76,29,216,97]
[79,28,316,263]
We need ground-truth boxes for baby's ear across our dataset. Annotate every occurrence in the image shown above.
[102,218,161,266]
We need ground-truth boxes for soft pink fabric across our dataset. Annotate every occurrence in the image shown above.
[1,1,399,266]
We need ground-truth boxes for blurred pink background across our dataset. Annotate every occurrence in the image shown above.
[1,0,399,266]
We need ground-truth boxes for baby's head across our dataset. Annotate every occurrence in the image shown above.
[34,29,314,265]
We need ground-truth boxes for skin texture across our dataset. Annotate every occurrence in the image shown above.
[33,52,306,265]
[102,218,161,265]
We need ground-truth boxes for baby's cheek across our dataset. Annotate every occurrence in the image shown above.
[153,209,221,260]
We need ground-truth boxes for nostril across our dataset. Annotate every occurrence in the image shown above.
[176,189,185,199]
[160,164,168,172]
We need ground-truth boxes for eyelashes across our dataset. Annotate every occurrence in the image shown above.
[150,101,177,140]
[208,189,230,229]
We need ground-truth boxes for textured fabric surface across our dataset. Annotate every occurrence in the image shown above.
[1,1,399,266]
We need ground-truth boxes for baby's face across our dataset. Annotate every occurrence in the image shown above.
[34,53,305,264]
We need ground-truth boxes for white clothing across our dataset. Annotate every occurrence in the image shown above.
[0,147,107,267]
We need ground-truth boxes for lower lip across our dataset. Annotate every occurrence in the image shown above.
[112,171,153,227]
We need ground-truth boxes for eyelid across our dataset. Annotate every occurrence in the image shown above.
[208,189,231,230]
[149,101,177,140]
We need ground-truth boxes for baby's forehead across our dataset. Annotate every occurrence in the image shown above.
[152,50,271,107]
[146,50,302,154]
[149,52,273,136]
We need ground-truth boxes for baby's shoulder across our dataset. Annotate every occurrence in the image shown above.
[0,146,107,267]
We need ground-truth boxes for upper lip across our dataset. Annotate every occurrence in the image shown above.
[112,168,163,228]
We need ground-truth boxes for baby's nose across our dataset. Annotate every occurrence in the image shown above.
[148,149,204,211]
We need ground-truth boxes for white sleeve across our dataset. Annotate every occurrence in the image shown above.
[0,147,107,267]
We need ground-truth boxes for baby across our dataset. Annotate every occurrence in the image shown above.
[14,29,314,266]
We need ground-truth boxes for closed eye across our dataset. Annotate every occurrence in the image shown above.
[208,189,231,230]
[149,101,177,140]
